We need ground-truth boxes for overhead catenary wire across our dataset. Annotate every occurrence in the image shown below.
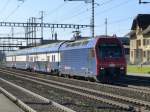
[57,3,86,21]
[76,0,133,37]
[99,0,115,6]
[60,0,115,23]
[39,2,82,24]
[45,2,66,18]
[4,0,26,21]
[80,16,133,37]
[96,16,133,27]
[77,0,132,24]
[0,0,11,15]
[95,17,132,36]
[48,2,84,21]
[108,17,133,25]
[96,0,131,16]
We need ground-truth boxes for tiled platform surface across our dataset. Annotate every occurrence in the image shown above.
[0,92,24,112]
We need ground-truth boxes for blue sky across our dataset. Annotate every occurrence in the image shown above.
[0,0,149,40]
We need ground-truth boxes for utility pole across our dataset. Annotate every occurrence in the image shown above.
[105,18,107,37]
[91,0,95,38]
[64,0,95,38]
[29,18,31,45]
[11,27,14,38]
[33,17,36,46]
[40,11,44,43]
[11,27,14,51]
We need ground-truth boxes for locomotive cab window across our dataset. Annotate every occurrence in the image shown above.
[52,55,55,62]
[53,55,55,62]
[30,57,33,62]
[98,44,122,59]
[47,56,50,62]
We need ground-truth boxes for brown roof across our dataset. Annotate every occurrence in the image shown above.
[131,14,150,30]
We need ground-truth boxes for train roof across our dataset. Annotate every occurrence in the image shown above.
[6,42,63,56]
[6,35,121,56]
[60,38,96,50]
[60,36,121,50]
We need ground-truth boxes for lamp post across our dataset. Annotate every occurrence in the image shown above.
[64,0,95,38]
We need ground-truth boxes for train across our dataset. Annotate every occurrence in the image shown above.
[6,35,126,82]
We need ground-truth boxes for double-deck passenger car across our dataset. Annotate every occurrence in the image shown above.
[6,35,126,82]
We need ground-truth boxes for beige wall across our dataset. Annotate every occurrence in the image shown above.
[130,27,150,64]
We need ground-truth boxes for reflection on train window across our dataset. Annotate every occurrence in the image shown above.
[53,55,55,62]
[47,56,50,62]
[99,44,122,59]
[82,41,89,45]
[66,44,71,47]
[34,57,36,61]
[66,42,82,47]
[52,55,55,62]
[30,57,33,62]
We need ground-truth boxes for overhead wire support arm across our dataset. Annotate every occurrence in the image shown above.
[0,22,91,29]
[0,37,42,39]
[139,0,150,4]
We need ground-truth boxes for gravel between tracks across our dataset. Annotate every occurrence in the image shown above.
[0,80,64,112]
[0,71,129,112]
[6,68,150,103]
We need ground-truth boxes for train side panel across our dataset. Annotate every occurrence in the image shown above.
[6,56,14,68]
[33,52,60,72]
[15,55,27,69]
[59,48,96,78]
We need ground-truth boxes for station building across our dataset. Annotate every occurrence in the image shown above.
[129,14,150,65]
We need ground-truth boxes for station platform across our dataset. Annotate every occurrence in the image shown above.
[0,92,24,112]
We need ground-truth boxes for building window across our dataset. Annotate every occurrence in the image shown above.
[52,55,53,62]
[47,56,50,62]
[137,40,141,46]
[52,55,55,62]
[34,57,36,62]
[131,51,133,58]
[143,39,146,46]
[148,51,150,61]
[148,39,150,45]
[143,51,146,58]
[53,55,55,62]
[30,57,33,62]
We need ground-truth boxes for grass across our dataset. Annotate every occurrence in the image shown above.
[127,65,150,74]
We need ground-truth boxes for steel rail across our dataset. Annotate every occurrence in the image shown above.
[0,86,37,112]
[0,77,76,112]
[4,67,150,95]
[0,69,148,111]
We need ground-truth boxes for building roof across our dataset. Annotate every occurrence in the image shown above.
[117,37,129,45]
[131,14,150,30]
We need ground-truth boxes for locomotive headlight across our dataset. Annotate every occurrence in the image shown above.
[100,67,104,70]
[120,67,124,70]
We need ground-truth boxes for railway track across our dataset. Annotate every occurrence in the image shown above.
[0,68,150,111]
[0,69,130,112]
[0,86,35,112]
[3,67,150,102]
[124,76,150,85]
[0,77,74,112]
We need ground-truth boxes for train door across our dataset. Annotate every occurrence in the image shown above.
[46,53,50,72]
[87,48,96,77]
[26,55,29,69]
[29,55,34,71]
[12,56,16,68]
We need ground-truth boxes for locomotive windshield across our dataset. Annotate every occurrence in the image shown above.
[98,43,122,59]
